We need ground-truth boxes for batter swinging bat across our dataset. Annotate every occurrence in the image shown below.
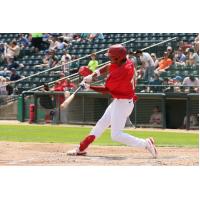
[60,86,82,109]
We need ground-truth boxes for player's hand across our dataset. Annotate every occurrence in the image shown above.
[83,74,93,83]
[80,81,90,90]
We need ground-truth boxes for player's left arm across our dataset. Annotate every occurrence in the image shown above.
[84,64,110,83]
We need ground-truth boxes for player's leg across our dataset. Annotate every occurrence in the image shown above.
[67,102,112,155]
[110,99,157,158]
[110,99,146,147]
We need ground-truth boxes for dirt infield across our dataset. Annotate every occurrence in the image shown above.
[0,141,198,166]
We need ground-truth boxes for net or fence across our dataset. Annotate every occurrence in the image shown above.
[19,91,199,130]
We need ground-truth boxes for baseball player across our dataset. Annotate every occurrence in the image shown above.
[67,44,157,158]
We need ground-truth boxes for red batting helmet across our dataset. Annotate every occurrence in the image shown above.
[78,66,93,77]
[106,44,127,64]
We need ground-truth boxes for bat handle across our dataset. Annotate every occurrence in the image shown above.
[73,85,82,95]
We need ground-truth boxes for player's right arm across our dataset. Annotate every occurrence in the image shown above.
[89,85,109,94]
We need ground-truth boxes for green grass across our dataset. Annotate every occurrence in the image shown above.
[0,125,198,147]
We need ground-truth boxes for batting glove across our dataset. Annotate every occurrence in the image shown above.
[80,81,90,91]
[83,74,93,83]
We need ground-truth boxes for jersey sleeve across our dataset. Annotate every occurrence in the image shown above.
[94,64,110,77]
[90,85,109,94]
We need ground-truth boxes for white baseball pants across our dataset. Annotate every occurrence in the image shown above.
[90,99,147,148]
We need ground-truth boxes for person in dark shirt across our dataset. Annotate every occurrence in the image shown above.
[149,74,163,92]
[10,68,21,81]
[39,83,56,123]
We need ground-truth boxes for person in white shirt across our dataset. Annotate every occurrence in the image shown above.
[56,38,68,50]
[60,50,72,74]
[0,76,8,95]
[135,49,155,82]
[182,75,199,93]
[151,53,159,69]
[4,40,20,65]
[149,106,162,126]
[48,36,59,51]
[182,114,198,128]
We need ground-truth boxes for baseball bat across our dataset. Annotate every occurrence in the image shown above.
[60,86,82,109]
[60,63,110,109]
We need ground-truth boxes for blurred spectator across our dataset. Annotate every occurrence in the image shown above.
[88,53,98,72]
[48,36,59,51]
[56,38,68,50]
[10,68,22,81]
[96,33,104,40]
[6,77,14,95]
[182,75,199,93]
[4,40,20,65]
[175,48,186,65]
[64,78,77,91]
[0,76,7,95]
[185,48,199,65]
[70,55,80,73]
[162,77,173,93]
[43,50,59,68]
[30,33,43,52]
[149,106,162,126]
[80,33,90,41]
[194,34,199,54]
[57,73,76,91]
[0,68,11,78]
[42,33,50,42]
[52,81,65,102]
[88,33,97,41]
[149,74,163,92]
[150,53,159,69]
[0,76,13,96]
[60,50,72,74]
[17,33,30,49]
[173,76,182,93]
[140,86,150,93]
[72,34,82,42]
[39,83,56,123]
[51,80,71,123]
[127,51,137,65]
[0,42,5,64]
[155,52,173,75]
[166,46,175,61]
[181,114,198,129]
[6,61,24,71]
[178,40,193,53]
[61,33,75,43]
[135,49,155,82]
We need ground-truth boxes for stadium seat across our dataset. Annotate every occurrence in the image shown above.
[166,71,172,77]
[183,70,189,77]
[32,83,37,88]
[48,77,54,82]
[174,70,181,76]
[33,77,40,82]
[16,83,23,88]
[38,78,46,84]
[24,83,30,88]
[22,71,28,76]
[192,70,198,76]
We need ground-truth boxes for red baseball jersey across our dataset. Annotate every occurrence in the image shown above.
[105,59,135,99]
